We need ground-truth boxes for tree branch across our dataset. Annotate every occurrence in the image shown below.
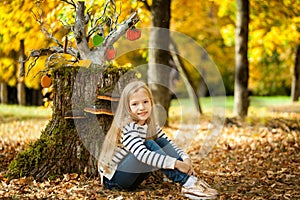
[74,1,90,59]
[29,1,140,68]
[138,0,151,12]
[61,0,76,7]
[86,11,139,65]
[29,46,78,58]
[87,0,119,40]
[31,7,63,48]
[102,11,139,49]
[41,27,63,48]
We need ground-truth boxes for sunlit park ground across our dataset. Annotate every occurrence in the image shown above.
[0,96,299,199]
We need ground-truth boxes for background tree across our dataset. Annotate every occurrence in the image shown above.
[18,40,26,106]
[0,0,60,104]
[171,0,235,96]
[218,0,300,97]
[138,0,205,125]
[143,0,173,125]
[233,0,249,117]
[292,45,300,102]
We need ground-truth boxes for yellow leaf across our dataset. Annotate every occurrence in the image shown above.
[73,59,92,68]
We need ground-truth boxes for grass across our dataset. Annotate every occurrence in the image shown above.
[0,104,52,121]
[0,96,292,121]
[168,96,294,125]
[249,96,291,107]
[171,96,292,112]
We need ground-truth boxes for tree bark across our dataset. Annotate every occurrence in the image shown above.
[9,65,133,180]
[148,0,172,126]
[0,82,8,104]
[17,39,26,106]
[233,0,249,117]
[291,45,300,102]
[169,39,202,114]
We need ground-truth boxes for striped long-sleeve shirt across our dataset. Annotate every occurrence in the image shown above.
[102,122,190,180]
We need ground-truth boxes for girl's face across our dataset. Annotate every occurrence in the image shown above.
[129,88,152,125]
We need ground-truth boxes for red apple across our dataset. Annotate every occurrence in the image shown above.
[106,46,116,60]
[126,27,141,41]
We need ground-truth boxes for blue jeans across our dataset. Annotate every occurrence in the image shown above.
[103,137,190,190]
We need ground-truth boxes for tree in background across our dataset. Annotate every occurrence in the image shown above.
[0,0,60,104]
[151,0,173,124]
[171,0,235,96]
[234,0,249,117]
[292,45,300,102]
[218,0,300,97]
[137,0,173,125]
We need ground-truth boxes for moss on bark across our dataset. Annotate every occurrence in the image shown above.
[8,119,90,180]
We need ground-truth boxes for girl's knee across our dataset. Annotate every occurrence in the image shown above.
[144,139,156,146]
[155,137,169,147]
[144,140,161,151]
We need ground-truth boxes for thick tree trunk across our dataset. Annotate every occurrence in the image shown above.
[148,0,172,126]
[291,45,300,102]
[8,1,139,181]
[233,0,249,117]
[8,65,133,180]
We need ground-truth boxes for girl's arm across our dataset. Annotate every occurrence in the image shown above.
[121,123,177,170]
[156,126,190,160]
[157,126,196,175]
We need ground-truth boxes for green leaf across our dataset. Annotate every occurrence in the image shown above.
[92,34,104,47]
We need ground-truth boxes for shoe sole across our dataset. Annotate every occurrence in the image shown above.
[183,193,217,200]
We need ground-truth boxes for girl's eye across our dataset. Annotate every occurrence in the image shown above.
[144,100,149,104]
[131,103,137,106]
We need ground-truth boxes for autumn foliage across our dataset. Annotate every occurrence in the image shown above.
[1,0,299,95]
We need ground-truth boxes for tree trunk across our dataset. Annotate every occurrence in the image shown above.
[0,82,8,104]
[233,0,249,117]
[31,88,43,106]
[291,45,300,102]
[169,39,202,114]
[8,1,139,181]
[17,83,26,105]
[8,64,133,180]
[17,39,26,106]
[148,0,172,126]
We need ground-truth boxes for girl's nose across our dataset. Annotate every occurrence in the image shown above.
[138,103,144,110]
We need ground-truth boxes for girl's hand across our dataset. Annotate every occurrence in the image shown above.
[183,158,196,175]
[175,160,195,175]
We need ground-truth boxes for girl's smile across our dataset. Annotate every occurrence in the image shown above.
[129,88,152,125]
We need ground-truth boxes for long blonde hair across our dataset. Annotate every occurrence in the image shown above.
[98,81,157,174]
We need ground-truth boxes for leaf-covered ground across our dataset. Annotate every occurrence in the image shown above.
[0,109,299,199]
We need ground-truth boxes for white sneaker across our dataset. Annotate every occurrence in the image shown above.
[181,179,218,199]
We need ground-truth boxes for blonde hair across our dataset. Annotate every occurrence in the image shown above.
[98,81,157,174]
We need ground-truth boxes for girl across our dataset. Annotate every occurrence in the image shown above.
[98,81,218,199]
